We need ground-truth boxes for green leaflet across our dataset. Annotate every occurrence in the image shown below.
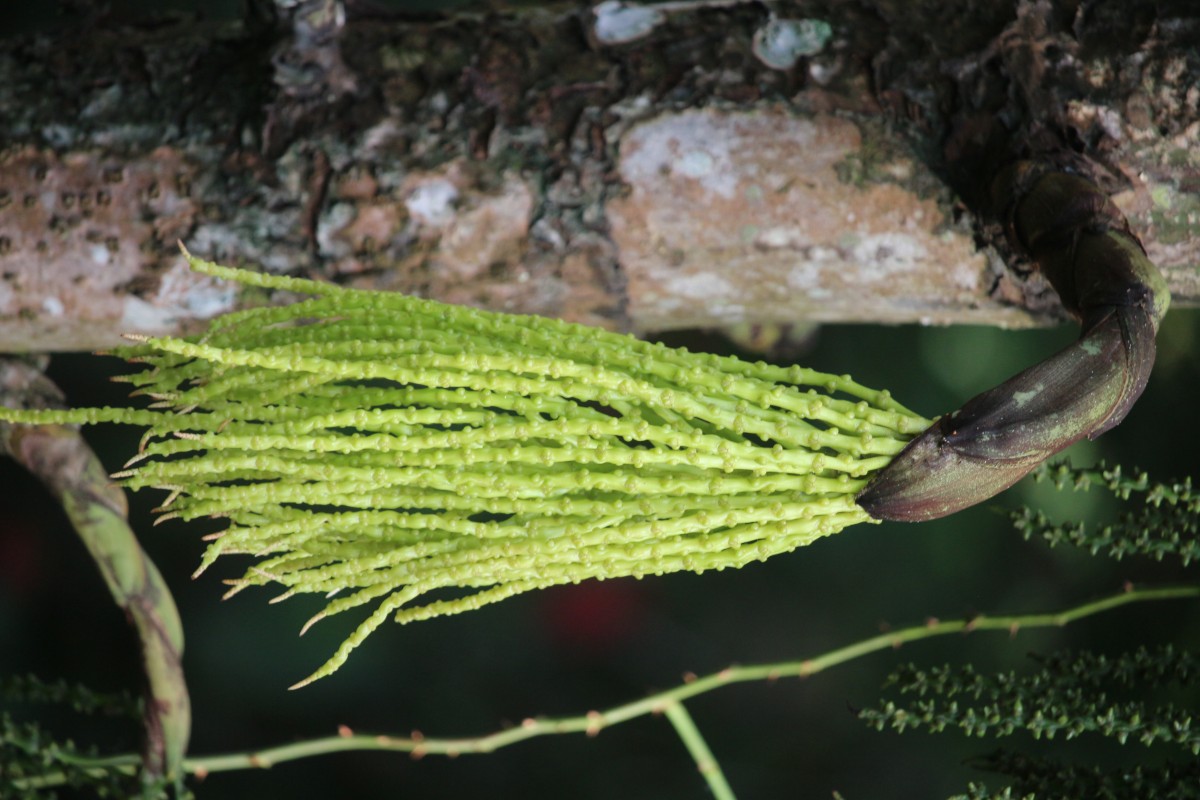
[0,250,931,686]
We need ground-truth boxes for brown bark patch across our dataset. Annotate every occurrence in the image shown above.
[607,108,1004,332]
[0,146,225,350]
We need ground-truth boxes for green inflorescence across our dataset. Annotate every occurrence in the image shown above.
[857,461,1200,800]
[955,752,1200,800]
[1,675,158,799]
[0,251,931,686]
[1015,461,1200,565]
[863,646,1200,798]
[864,646,1200,751]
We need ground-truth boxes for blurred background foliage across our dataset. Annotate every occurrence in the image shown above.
[2,310,1198,799]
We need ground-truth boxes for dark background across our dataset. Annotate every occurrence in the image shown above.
[2,0,1200,797]
[2,310,1198,799]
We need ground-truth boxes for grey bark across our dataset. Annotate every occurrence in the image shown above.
[1,0,1197,352]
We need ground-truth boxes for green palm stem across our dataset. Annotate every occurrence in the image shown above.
[0,357,189,784]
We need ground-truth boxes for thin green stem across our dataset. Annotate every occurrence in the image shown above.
[14,583,1196,791]
[663,700,737,800]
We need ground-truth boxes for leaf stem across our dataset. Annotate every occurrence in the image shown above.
[663,699,738,800]
[13,583,1196,792]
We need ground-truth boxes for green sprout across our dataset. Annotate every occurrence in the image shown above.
[7,162,1169,687]
[0,249,930,686]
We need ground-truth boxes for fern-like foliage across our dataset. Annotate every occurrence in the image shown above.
[861,646,1200,750]
[0,675,174,799]
[863,647,1200,798]
[866,462,1199,799]
[1014,461,1200,564]
[0,674,140,718]
[955,751,1200,800]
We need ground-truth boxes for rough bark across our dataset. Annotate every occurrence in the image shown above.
[0,0,1197,352]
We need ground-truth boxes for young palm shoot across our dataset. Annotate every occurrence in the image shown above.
[0,166,1169,686]
[0,247,931,686]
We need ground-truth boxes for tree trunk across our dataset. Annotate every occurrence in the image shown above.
[1,0,1196,352]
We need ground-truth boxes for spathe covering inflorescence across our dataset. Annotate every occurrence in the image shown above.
[0,249,930,686]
